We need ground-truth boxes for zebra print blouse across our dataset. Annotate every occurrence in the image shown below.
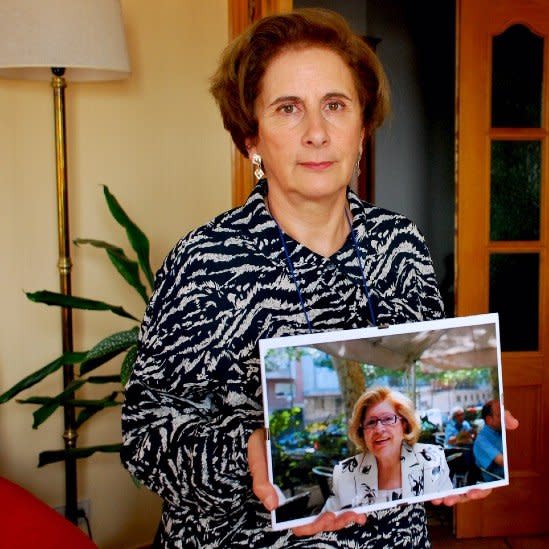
[121,179,444,548]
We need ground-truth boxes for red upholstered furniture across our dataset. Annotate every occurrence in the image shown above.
[0,477,98,548]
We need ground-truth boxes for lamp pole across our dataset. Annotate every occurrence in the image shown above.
[52,66,78,524]
[0,0,130,526]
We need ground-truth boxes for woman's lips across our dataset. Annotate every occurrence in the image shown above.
[299,161,334,170]
[374,437,390,447]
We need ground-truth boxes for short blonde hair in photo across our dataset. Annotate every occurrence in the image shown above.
[348,386,421,453]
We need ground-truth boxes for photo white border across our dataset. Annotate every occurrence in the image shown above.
[259,313,509,531]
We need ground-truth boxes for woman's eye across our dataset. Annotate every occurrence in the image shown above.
[278,104,297,114]
[327,101,344,111]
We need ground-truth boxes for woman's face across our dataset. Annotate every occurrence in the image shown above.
[362,399,405,461]
[247,46,365,203]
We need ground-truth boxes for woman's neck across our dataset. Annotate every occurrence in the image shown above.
[376,455,402,490]
[266,187,351,258]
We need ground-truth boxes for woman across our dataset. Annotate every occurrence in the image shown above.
[322,387,452,512]
[121,8,497,548]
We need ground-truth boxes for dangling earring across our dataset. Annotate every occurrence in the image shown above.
[350,152,362,189]
[252,153,265,181]
[354,150,362,178]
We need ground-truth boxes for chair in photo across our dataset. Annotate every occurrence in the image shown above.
[478,466,504,482]
[434,432,446,447]
[445,450,469,488]
[312,465,334,502]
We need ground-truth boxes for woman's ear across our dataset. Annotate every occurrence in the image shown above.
[245,137,257,160]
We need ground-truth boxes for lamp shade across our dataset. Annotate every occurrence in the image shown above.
[0,0,130,81]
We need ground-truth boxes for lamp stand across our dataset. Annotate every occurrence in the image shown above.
[51,66,78,525]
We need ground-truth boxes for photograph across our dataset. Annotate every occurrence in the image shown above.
[259,314,508,530]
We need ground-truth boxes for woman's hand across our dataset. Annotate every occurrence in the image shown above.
[432,408,519,507]
[248,429,366,535]
[292,511,366,537]
[503,409,519,430]
[248,428,278,511]
[431,487,492,506]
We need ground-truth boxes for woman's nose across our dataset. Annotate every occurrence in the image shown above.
[373,420,386,432]
[302,111,329,147]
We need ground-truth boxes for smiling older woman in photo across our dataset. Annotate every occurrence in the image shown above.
[120,8,514,548]
[322,387,453,513]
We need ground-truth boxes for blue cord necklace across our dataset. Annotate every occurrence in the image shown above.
[273,207,378,333]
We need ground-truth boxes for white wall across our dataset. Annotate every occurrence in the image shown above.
[0,1,231,547]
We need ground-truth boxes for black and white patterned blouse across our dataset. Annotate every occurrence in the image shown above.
[121,179,444,548]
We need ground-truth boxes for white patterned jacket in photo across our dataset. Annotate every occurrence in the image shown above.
[323,443,453,512]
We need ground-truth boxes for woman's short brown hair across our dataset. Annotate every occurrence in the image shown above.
[210,8,390,157]
[348,387,421,453]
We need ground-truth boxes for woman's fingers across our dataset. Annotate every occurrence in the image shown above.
[253,480,278,511]
[292,512,331,536]
[465,488,492,500]
[431,488,492,507]
[247,428,268,478]
[247,428,278,510]
[292,511,366,537]
[504,409,519,430]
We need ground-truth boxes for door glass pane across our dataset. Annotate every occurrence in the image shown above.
[492,24,543,128]
[489,253,539,351]
[490,140,540,241]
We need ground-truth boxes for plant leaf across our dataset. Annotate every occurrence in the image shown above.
[69,394,123,407]
[120,345,138,387]
[18,395,123,409]
[0,351,87,404]
[26,290,138,321]
[75,392,122,429]
[80,327,139,375]
[102,185,155,290]
[74,239,148,303]
[38,443,122,467]
[17,396,54,405]
[87,375,121,384]
[32,378,88,429]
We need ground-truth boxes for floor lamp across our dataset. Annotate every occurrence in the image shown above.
[0,0,130,523]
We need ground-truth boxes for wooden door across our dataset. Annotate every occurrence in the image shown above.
[456,0,549,537]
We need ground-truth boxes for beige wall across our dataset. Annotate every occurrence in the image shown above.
[0,1,231,547]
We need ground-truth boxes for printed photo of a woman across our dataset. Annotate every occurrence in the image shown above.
[323,387,452,511]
